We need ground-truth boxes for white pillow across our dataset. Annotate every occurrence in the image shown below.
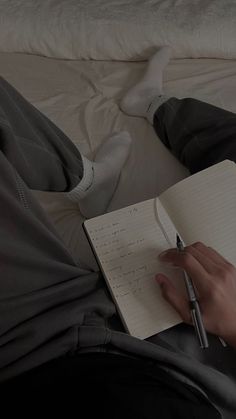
[0,0,235,60]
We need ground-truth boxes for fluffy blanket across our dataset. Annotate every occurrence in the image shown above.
[0,0,235,60]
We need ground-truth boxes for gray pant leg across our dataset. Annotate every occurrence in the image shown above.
[0,76,83,191]
[0,78,115,381]
[0,149,111,382]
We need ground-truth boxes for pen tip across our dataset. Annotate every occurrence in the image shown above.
[176,234,181,245]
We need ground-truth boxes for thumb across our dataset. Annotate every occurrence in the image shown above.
[155,274,191,324]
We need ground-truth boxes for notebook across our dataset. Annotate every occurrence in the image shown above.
[83,160,236,339]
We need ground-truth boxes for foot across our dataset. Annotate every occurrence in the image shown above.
[68,132,132,218]
[120,46,172,118]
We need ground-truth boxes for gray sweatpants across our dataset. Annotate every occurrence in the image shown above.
[0,77,235,418]
[0,76,114,378]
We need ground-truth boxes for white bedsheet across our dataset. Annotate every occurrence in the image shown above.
[1,52,236,270]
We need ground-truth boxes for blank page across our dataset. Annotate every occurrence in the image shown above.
[84,199,182,339]
[159,160,236,263]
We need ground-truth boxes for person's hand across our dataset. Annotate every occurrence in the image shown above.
[156,241,236,348]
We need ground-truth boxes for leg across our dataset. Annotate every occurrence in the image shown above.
[0,76,131,217]
[0,149,107,381]
[1,353,221,419]
[0,78,132,380]
[120,47,236,174]
[153,97,236,174]
[0,76,83,191]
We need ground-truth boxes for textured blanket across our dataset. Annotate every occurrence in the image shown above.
[0,0,236,60]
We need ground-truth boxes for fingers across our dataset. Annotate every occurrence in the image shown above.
[160,241,230,267]
[202,244,233,266]
[183,244,219,274]
[156,242,236,342]
[155,274,191,324]
[185,242,232,269]
[158,241,234,295]
[158,245,211,295]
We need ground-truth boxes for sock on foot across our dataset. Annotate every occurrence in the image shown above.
[120,46,172,120]
[67,132,132,218]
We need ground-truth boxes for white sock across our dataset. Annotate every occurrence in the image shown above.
[120,46,172,121]
[146,94,169,124]
[67,131,132,218]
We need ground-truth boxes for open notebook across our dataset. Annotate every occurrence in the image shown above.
[83,160,236,339]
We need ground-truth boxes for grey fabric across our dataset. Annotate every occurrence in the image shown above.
[0,77,235,418]
[0,76,84,191]
[153,97,236,173]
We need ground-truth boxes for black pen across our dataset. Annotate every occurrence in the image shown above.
[176,234,209,349]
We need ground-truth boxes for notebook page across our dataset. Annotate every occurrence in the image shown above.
[84,198,183,340]
[159,160,236,263]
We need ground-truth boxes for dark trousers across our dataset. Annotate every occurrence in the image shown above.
[1,353,220,419]
[154,97,236,173]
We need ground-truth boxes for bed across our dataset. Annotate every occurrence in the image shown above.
[0,0,236,417]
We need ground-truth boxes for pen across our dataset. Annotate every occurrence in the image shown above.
[176,234,209,349]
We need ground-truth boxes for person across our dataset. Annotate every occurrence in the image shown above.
[0,47,235,418]
[121,46,236,350]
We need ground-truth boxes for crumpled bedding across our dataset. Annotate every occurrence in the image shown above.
[0,0,236,60]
